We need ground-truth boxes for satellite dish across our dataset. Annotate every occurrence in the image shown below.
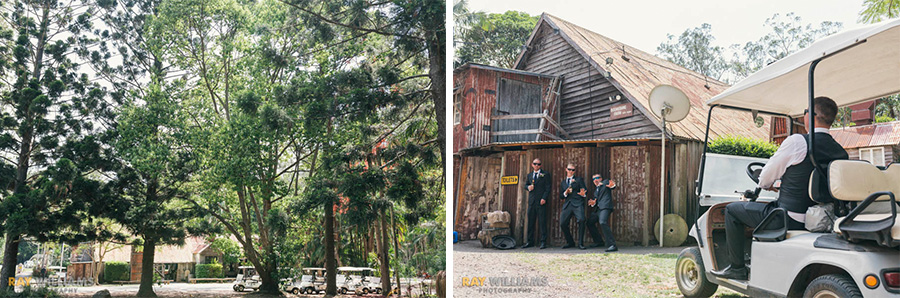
[648,85,690,122]
[648,84,690,247]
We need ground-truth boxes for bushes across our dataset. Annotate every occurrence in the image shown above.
[103,261,130,282]
[195,264,223,278]
[707,135,779,158]
[874,115,896,123]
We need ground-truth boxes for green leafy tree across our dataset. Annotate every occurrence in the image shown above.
[0,0,111,288]
[859,0,900,23]
[657,23,730,81]
[730,13,842,80]
[454,9,539,68]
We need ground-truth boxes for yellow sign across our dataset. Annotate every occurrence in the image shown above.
[500,176,518,185]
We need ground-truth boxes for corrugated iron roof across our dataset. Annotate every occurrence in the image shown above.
[454,63,559,79]
[830,120,900,148]
[516,14,770,142]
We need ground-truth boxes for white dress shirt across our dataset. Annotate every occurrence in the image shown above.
[756,127,831,223]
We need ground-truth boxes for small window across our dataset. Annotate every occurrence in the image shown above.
[859,147,885,167]
[453,93,461,125]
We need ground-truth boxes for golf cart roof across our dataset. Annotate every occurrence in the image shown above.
[48,266,66,270]
[708,18,900,116]
[238,266,255,269]
[303,268,326,271]
[337,267,375,271]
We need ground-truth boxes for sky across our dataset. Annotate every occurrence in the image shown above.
[461,0,868,56]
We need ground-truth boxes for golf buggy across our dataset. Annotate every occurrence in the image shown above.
[232,266,261,292]
[284,267,327,295]
[337,266,382,295]
[675,19,900,297]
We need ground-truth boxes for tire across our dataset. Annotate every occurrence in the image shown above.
[361,287,369,294]
[339,287,348,294]
[292,287,300,295]
[676,247,718,298]
[375,288,382,294]
[235,285,245,292]
[803,274,862,298]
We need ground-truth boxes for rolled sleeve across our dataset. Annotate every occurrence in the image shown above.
[758,134,807,189]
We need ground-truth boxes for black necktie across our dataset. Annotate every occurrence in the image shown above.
[567,177,571,187]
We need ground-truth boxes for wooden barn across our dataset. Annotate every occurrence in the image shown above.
[453,13,770,246]
[830,121,900,167]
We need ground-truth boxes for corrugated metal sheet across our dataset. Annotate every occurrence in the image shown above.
[517,14,770,142]
[830,121,900,148]
[501,151,521,235]
[452,65,559,153]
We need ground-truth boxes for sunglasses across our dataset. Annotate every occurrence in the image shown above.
[533,163,541,165]
[566,168,575,171]
[592,177,601,180]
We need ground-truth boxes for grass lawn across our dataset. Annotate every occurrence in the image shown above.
[516,252,745,298]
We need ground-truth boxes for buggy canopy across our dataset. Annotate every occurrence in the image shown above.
[708,18,900,116]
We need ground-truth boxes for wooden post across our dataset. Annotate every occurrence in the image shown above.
[516,152,529,244]
[642,146,651,247]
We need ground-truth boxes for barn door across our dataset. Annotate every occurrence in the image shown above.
[494,78,542,142]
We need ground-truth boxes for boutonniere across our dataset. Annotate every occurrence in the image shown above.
[539,173,545,178]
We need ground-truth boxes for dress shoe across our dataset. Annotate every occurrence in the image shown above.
[521,242,533,249]
[561,243,575,249]
[578,244,586,250]
[711,265,748,280]
[605,245,618,252]
[539,242,546,249]
[590,242,605,248]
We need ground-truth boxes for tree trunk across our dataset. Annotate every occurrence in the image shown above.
[427,22,446,176]
[256,261,280,294]
[324,201,337,297]
[391,208,401,296]
[136,238,157,297]
[379,210,391,296]
[0,234,20,289]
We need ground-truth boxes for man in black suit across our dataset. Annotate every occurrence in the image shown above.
[586,174,618,252]
[521,158,551,249]
[559,163,588,249]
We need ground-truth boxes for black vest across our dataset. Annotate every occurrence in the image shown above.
[778,132,848,213]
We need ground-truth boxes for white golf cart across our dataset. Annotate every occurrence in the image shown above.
[337,266,381,295]
[675,18,900,297]
[283,267,327,295]
[232,266,261,292]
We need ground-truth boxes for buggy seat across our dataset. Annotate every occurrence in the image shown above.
[828,160,899,247]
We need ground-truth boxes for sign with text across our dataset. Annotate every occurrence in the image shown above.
[500,176,519,185]
[610,103,633,120]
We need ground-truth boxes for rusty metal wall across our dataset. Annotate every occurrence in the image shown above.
[454,154,503,240]
[609,146,649,245]
[452,66,557,153]
[501,151,522,235]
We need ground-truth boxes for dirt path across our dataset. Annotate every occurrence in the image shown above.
[453,240,744,297]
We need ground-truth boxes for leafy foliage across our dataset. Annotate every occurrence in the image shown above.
[707,135,779,158]
[875,115,896,123]
[859,0,900,23]
[195,264,224,278]
[657,23,729,81]
[0,286,61,298]
[455,9,539,68]
[103,261,131,282]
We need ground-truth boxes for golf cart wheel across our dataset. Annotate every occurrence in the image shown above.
[292,287,300,295]
[375,288,382,294]
[803,274,862,298]
[339,287,347,294]
[234,285,245,292]
[676,247,718,297]
[361,287,369,294]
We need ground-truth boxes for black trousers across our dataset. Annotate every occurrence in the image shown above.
[559,205,585,245]
[586,209,616,246]
[525,203,548,243]
[724,201,805,268]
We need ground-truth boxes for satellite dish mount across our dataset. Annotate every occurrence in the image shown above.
[648,85,690,247]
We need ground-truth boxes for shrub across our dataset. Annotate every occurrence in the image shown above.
[103,261,130,282]
[707,135,779,158]
[195,263,223,278]
[874,115,896,123]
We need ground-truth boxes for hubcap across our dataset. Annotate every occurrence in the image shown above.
[677,258,699,290]
[812,290,839,298]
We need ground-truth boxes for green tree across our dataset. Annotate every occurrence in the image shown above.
[0,0,110,288]
[657,23,730,81]
[730,13,842,80]
[454,9,539,68]
[859,0,900,23]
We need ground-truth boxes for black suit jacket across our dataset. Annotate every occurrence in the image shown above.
[592,179,615,211]
[524,169,552,206]
[559,176,586,210]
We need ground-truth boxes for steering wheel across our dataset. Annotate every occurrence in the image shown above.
[747,162,766,184]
